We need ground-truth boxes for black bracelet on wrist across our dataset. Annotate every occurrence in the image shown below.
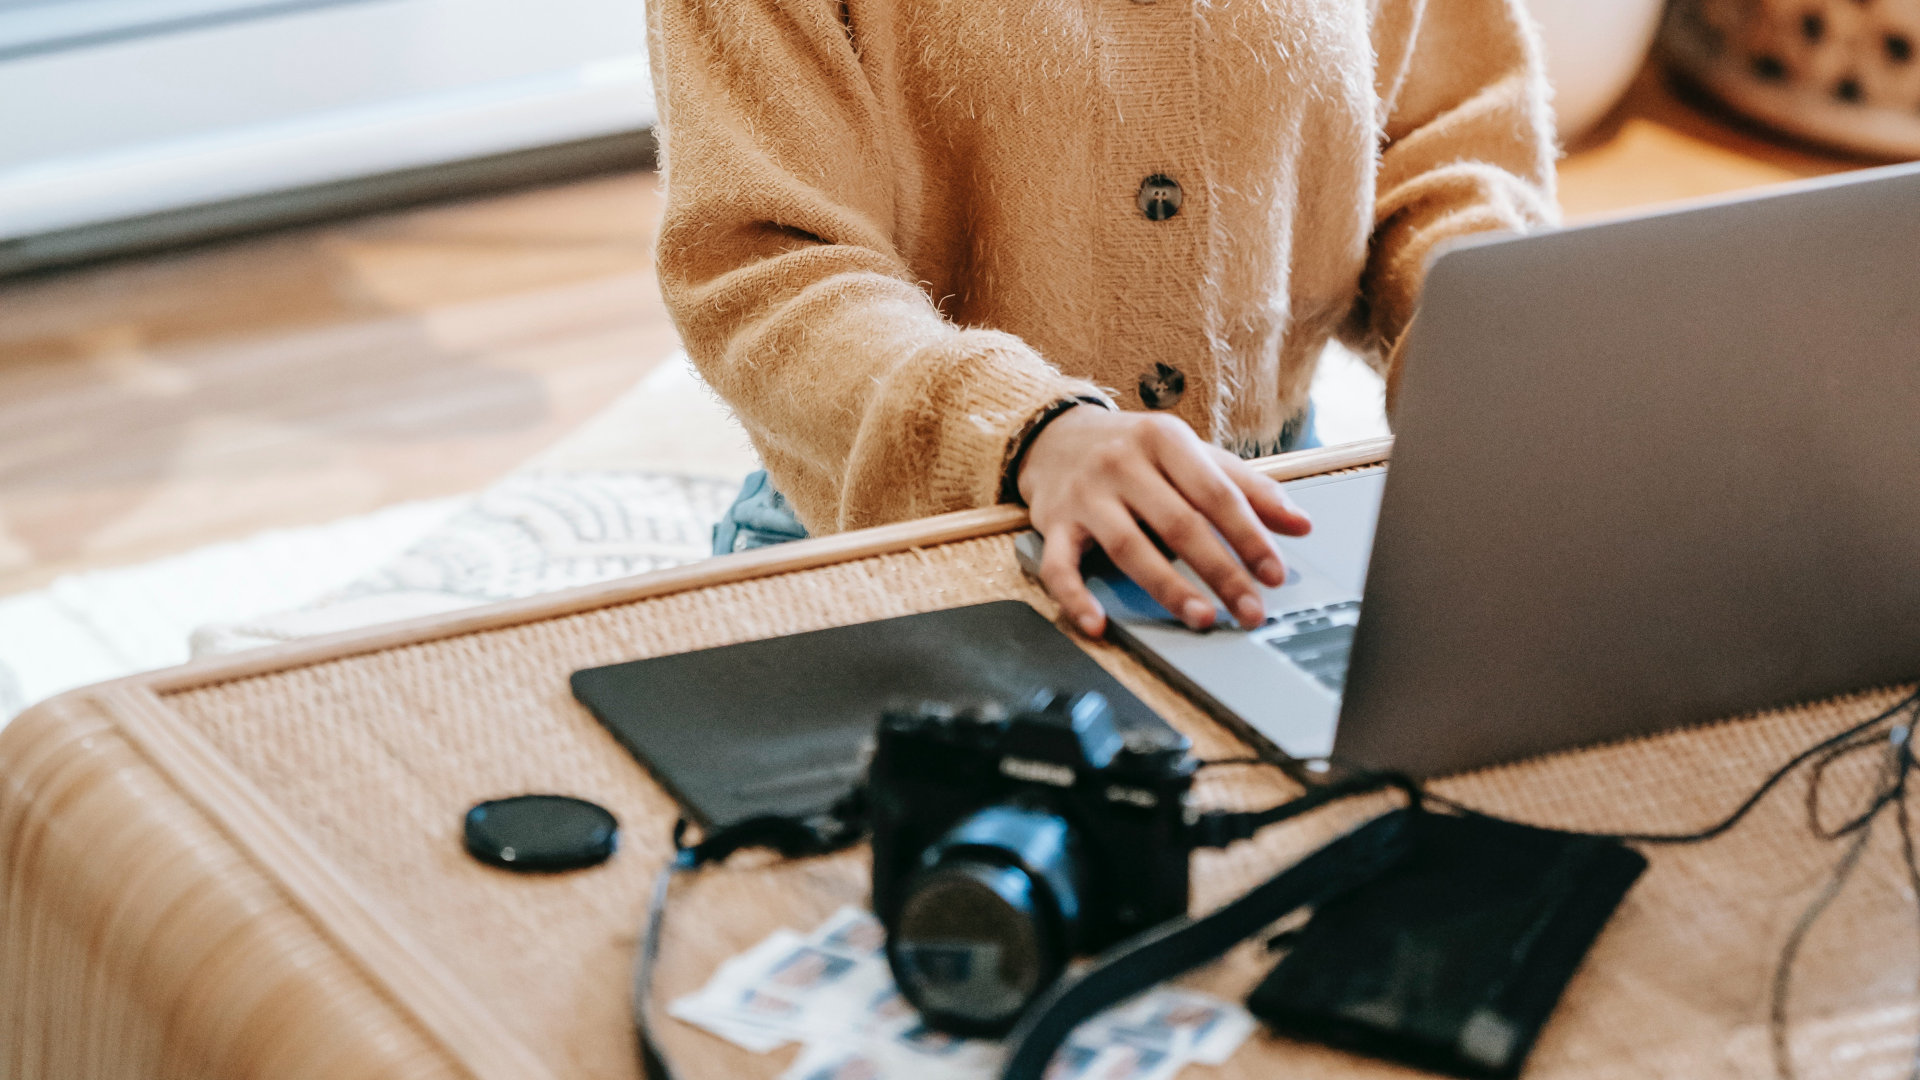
[1001,396,1108,505]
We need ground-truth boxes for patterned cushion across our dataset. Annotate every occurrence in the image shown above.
[1666,0,1920,156]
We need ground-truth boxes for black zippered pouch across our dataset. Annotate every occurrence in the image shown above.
[1247,810,1645,1079]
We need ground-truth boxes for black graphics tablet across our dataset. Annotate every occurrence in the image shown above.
[571,600,1183,829]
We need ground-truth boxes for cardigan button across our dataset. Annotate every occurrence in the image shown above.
[1137,175,1182,221]
[1138,363,1186,410]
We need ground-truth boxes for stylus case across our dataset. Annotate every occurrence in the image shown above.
[1247,810,1645,1079]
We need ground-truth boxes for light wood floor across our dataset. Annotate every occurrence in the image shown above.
[0,172,681,595]
[0,66,1872,598]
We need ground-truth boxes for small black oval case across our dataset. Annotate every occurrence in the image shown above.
[464,794,618,872]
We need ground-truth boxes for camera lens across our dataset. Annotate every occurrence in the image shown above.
[886,806,1083,1035]
[891,860,1057,1033]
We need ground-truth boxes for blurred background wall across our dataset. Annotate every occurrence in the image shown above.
[0,0,654,272]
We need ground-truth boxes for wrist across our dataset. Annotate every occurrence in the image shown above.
[1003,397,1104,505]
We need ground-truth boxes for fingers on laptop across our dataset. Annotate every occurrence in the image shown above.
[1036,420,1308,637]
[1151,435,1291,590]
[1120,481,1266,630]
[1211,446,1313,539]
[1087,509,1218,632]
[1038,525,1108,638]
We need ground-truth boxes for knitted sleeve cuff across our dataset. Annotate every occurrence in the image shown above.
[837,329,1113,531]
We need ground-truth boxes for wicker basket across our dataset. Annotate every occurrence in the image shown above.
[1663,0,1920,158]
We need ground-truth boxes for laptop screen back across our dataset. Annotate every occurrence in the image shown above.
[1338,164,1920,776]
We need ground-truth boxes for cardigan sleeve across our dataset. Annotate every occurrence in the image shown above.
[1356,0,1561,401]
[646,0,1107,534]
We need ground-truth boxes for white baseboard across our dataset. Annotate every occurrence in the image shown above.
[0,0,655,239]
[0,59,654,239]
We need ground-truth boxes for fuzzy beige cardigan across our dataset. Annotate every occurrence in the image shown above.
[648,0,1558,533]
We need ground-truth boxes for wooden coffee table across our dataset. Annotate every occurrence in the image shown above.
[5,437,1916,1080]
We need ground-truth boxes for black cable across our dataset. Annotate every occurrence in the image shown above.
[1770,822,1876,1080]
[1765,702,1920,1080]
[1186,769,1421,849]
[1193,756,1269,770]
[1406,688,1920,847]
[1804,721,1905,841]
[1894,751,1920,1080]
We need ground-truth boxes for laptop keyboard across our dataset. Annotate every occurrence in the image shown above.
[1256,600,1361,692]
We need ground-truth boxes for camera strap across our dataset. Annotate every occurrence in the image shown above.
[998,806,1418,1080]
[633,812,865,1080]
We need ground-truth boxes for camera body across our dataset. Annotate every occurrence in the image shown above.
[866,690,1196,1035]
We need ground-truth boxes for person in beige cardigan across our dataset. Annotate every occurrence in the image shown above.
[650,0,1558,637]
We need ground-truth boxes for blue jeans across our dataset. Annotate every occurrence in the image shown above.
[712,403,1321,556]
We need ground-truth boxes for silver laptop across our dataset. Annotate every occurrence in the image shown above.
[1018,161,1920,778]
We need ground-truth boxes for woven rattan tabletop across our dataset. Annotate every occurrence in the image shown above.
[3,439,1916,1080]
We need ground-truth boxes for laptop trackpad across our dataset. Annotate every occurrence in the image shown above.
[1271,468,1386,597]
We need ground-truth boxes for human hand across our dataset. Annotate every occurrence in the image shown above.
[1016,407,1312,638]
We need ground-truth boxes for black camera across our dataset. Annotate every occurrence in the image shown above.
[866,690,1198,1036]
